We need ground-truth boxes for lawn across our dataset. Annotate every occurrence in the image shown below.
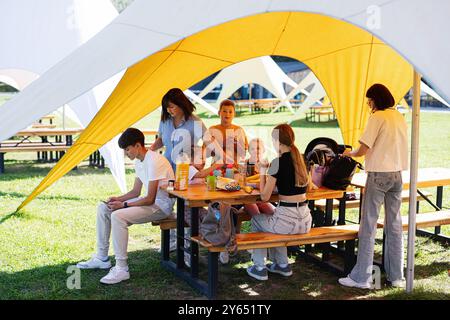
[0,108,449,300]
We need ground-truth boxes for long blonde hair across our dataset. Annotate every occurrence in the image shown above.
[272,124,308,187]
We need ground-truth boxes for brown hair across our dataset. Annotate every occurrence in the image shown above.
[219,99,235,112]
[272,124,308,187]
[366,84,395,111]
[161,88,196,121]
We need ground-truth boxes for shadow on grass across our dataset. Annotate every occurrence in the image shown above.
[1,246,448,300]
[0,161,113,182]
[0,191,84,202]
[0,249,200,300]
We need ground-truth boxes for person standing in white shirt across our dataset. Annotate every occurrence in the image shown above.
[77,128,175,284]
[338,84,408,289]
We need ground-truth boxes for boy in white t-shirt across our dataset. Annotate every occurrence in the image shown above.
[77,128,175,284]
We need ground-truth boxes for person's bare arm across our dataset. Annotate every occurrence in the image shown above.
[259,166,277,202]
[150,137,163,151]
[109,179,159,210]
[107,178,142,203]
[344,142,369,157]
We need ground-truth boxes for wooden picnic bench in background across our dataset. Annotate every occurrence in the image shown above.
[306,105,336,122]
[0,128,83,173]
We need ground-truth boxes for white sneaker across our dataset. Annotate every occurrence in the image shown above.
[219,252,230,264]
[338,276,371,289]
[76,255,111,270]
[100,266,130,285]
[390,279,406,288]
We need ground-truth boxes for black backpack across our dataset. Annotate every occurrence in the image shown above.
[322,154,363,190]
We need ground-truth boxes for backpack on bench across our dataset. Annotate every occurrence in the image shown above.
[199,202,238,254]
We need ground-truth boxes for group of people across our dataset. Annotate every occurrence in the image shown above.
[77,84,409,291]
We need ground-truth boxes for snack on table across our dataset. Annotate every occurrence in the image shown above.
[216,176,241,191]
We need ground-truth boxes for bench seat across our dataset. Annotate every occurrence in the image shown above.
[314,190,432,211]
[191,224,360,252]
[377,210,450,230]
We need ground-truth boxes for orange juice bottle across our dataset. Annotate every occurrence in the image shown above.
[175,153,190,191]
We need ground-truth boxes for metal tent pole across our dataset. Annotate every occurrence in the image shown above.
[406,70,421,293]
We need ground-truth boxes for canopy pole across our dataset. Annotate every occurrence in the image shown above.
[406,70,421,293]
[62,105,66,130]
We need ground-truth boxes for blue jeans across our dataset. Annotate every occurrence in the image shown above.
[350,172,404,283]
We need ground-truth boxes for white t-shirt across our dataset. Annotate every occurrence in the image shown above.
[359,108,409,172]
[134,150,175,215]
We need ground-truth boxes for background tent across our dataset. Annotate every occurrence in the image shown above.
[276,71,326,114]
[0,0,127,192]
[198,56,297,113]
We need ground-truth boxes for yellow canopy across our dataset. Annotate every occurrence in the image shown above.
[18,12,413,210]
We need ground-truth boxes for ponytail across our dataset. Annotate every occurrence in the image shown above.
[272,123,308,187]
[290,144,308,187]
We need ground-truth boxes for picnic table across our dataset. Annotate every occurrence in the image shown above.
[351,167,450,241]
[306,104,336,122]
[0,128,84,173]
[160,184,349,297]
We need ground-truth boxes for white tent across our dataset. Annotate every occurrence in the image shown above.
[276,71,326,114]
[2,0,449,293]
[198,56,298,113]
[0,0,127,192]
[184,89,218,114]
[421,82,450,108]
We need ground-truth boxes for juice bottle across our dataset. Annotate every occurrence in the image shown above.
[175,153,190,191]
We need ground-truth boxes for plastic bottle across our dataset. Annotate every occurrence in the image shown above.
[225,164,234,179]
[175,153,190,191]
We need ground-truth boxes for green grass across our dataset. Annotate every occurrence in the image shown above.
[0,109,449,300]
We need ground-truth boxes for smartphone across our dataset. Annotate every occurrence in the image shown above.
[101,200,109,204]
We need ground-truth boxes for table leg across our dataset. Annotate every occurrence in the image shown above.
[190,207,199,278]
[337,194,347,249]
[176,198,186,269]
[435,186,443,235]
[0,153,4,174]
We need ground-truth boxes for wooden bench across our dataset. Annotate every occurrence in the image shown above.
[314,190,433,219]
[0,144,72,173]
[376,210,450,231]
[375,210,450,268]
[190,224,359,299]
[152,218,177,230]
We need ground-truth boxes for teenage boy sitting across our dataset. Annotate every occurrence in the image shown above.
[77,128,175,284]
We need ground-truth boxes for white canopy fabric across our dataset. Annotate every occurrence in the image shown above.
[1,0,448,133]
[276,71,326,114]
[0,0,127,192]
[184,89,218,114]
[421,82,450,108]
[199,56,297,113]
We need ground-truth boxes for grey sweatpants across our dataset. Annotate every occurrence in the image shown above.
[350,171,404,283]
[251,204,312,267]
[96,198,168,264]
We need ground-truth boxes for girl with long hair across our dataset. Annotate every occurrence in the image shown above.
[246,123,312,281]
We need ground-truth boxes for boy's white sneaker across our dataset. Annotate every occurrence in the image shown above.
[338,276,371,289]
[76,255,111,270]
[100,266,130,285]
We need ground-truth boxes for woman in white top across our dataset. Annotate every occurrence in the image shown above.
[338,84,408,289]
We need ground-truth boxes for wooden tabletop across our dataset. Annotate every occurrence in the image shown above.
[351,168,450,189]
[142,129,158,136]
[15,128,84,137]
[164,184,346,207]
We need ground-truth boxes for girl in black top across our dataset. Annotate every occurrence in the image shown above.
[246,124,312,281]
